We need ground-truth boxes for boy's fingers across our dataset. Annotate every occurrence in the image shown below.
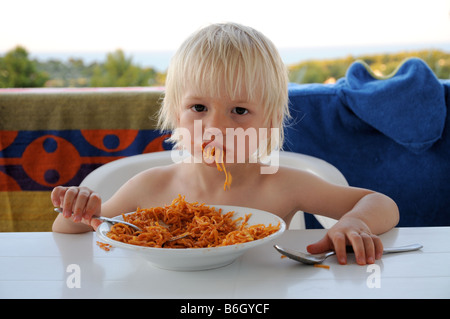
[51,186,66,207]
[306,236,331,254]
[83,192,102,219]
[89,218,103,230]
[50,188,59,207]
[62,187,79,218]
[347,231,366,265]
[373,236,384,260]
[361,233,375,264]
[72,188,91,222]
[332,232,347,265]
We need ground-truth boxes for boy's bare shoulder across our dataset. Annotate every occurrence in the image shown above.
[101,163,184,214]
[270,165,317,181]
[263,164,327,195]
[115,163,183,206]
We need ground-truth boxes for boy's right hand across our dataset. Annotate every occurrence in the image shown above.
[51,186,102,224]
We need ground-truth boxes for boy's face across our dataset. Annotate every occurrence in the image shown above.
[177,82,270,165]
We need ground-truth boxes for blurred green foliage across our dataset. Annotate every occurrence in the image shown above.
[288,50,450,84]
[0,46,164,88]
[90,49,159,87]
[0,46,48,88]
[1,46,449,88]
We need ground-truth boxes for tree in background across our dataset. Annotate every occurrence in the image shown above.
[1,46,447,87]
[39,58,95,87]
[288,50,450,84]
[90,49,157,87]
[0,46,48,88]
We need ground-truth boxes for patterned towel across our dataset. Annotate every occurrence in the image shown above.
[0,88,170,231]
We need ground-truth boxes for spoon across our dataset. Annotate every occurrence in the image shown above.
[273,243,423,265]
[54,208,189,241]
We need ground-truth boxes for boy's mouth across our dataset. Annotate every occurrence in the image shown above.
[201,140,226,161]
[201,140,232,191]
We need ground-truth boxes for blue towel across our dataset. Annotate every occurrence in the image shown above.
[338,58,446,154]
[285,58,450,228]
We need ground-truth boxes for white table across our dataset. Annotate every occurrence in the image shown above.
[1,227,449,300]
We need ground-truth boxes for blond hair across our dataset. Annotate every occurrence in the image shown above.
[158,22,289,157]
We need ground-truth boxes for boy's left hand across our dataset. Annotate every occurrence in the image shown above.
[306,217,383,265]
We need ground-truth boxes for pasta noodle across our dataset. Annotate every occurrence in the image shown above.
[202,144,232,190]
[96,241,113,251]
[313,264,330,269]
[106,195,280,249]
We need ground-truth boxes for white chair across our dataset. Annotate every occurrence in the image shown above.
[80,150,348,229]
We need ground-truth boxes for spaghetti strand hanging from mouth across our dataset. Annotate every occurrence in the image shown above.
[202,143,232,190]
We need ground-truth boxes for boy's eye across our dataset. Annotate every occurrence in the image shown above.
[233,107,248,115]
[191,104,207,112]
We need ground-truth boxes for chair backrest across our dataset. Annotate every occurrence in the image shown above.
[80,150,348,229]
[80,151,179,200]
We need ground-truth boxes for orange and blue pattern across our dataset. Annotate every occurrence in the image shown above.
[0,87,169,231]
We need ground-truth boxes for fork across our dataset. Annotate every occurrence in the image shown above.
[54,207,189,241]
[54,207,142,231]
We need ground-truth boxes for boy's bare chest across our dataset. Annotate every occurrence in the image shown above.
[138,164,298,221]
[180,184,295,221]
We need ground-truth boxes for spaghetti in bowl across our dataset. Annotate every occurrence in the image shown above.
[96,199,286,271]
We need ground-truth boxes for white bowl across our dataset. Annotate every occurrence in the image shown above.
[96,205,286,271]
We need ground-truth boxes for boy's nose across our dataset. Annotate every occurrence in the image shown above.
[204,119,224,141]
[205,112,227,135]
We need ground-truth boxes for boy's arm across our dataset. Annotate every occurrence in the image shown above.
[340,192,399,235]
[283,168,399,265]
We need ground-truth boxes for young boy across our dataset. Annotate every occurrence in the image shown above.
[52,22,399,265]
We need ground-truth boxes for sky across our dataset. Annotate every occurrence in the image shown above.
[1,0,449,68]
